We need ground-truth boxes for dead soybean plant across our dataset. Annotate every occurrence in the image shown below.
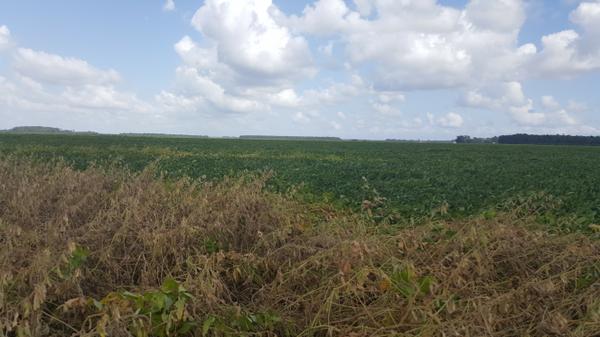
[0,157,599,337]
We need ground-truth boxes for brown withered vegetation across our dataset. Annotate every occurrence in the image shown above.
[0,157,599,337]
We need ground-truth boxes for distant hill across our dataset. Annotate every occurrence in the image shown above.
[0,126,98,135]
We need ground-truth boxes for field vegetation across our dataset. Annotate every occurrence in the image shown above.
[1,134,600,233]
[0,156,599,336]
[1,134,599,336]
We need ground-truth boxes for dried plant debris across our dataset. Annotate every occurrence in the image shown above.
[0,158,598,337]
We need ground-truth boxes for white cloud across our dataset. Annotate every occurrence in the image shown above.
[369,90,405,116]
[0,28,151,131]
[461,82,545,125]
[0,73,148,114]
[286,0,359,36]
[0,25,11,51]
[535,30,600,76]
[377,92,405,104]
[372,102,400,116]
[4,2,600,137]
[461,82,584,128]
[533,1,600,76]
[566,100,588,113]
[13,48,120,86]
[538,95,578,126]
[172,66,265,114]
[61,84,149,112]
[155,91,204,114]
[158,0,600,134]
[191,0,314,82]
[302,75,366,106]
[268,89,302,108]
[293,111,312,124]
[318,41,334,56]
[163,1,323,118]
[541,95,561,110]
[284,0,536,90]
[465,0,525,32]
[282,0,600,91]
[163,0,175,12]
[436,112,464,128]
[353,0,373,17]
[330,120,342,130]
[570,1,600,40]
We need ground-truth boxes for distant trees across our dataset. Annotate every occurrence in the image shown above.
[498,134,600,146]
[455,134,600,146]
[455,135,498,144]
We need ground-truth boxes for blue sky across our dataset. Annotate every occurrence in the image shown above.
[1,0,599,139]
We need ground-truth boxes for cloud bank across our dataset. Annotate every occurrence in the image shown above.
[1,0,600,137]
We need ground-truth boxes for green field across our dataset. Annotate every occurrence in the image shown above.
[1,133,599,231]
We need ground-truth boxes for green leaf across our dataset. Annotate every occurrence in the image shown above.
[91,299,104,310]
[202,316,217,337]
[419,276,434,295]
[178,321,198,334]
[161,277,180,294]
[174,298,185,321]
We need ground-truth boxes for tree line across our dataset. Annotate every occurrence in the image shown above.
[456,134,600,146]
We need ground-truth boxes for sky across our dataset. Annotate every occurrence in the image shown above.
[1,0,599,139]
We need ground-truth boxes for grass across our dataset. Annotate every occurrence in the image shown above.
[1,157,599,336]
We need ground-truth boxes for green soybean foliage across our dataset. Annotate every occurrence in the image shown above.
[1,133,599,229]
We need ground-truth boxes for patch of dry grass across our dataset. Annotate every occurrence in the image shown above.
[0,158,598,337]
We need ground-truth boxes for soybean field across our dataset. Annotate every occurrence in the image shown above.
[1,133,599,231]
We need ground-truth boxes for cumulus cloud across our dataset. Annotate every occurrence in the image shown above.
[301,77,366,106]
[283,0,535,90]
[171,66,265,114]
[535,30,599,76]
[0,25,11,51]
[163,0,175,12]
[353,0,373,17]
[372,102,400,116]
[13,48,120,86]
[539,95,578,126]
[266,89,302,108]
[61,85,150,112]
[293,111,313,124]
[0,73,148,114]
[4,1,600,137]
[0,73,150,134]
[0,27,151,132]
[283,0,600,91]
[286,0,360,36]
[436,112,464,128]
[460,82,583,128]
[159,0,600,133]
[570,1,600,44]
[533,1,600,77]
[461,82,545,125]
[541,95,561,111]
[191,0,314,82]
[330,120,342,130]
[160,1,324,119]
[465,0,525,32]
